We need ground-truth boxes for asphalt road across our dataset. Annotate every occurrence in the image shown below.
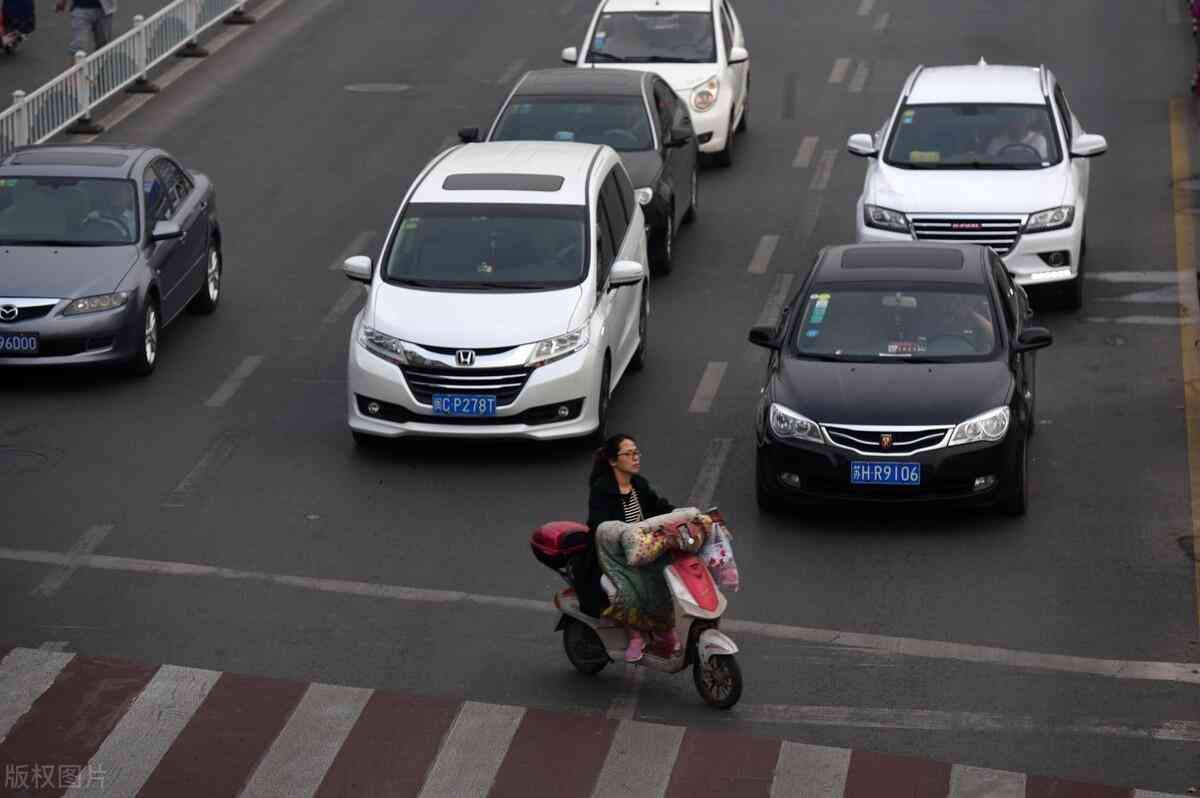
[1,0,1198,791]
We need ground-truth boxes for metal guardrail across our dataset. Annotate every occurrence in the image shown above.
[0,0,255,158]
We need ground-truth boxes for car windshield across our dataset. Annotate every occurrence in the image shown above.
[792,284,999,362]
[382,203,588,289]
[586,12,716,64]
[884,104,1062,169]
[492,96,654,152]
[0,176,138,245]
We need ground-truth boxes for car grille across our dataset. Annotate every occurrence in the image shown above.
[822,425,952,456]
[0,304,55,323]
[908,215,1024,255]
[399,364,532,407]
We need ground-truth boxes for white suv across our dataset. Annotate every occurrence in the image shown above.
[847,61,1107,309]
[345,142,649,442]
[562,0,749,167]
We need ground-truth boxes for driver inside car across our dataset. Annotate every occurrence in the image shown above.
[985,109,1049,161]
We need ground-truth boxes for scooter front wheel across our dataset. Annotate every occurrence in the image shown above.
[693,654,742,709]
[562,617,610,675]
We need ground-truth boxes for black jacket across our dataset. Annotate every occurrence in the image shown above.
[575,470,674,616]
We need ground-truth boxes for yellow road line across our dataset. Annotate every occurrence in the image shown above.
[1168,97,1200,634]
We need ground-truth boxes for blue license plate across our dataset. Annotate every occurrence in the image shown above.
[0,333,38,354]
[851,461,921,485]
[432,394,496,417]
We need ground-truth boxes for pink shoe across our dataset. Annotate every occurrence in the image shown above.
[624,634,645,663]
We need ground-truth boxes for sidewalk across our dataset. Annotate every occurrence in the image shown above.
[0,646,1189,797]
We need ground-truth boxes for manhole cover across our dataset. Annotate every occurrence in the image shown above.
[0,448,49,475]
[344,83,411,94]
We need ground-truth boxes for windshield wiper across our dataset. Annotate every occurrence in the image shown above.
[795,352,853,362]
[476,281,557,289]
[587,51,627,63]
[0,239,91,246]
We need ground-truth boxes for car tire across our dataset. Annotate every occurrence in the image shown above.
[650,209,674,275]
[736,85,748,133]
[629,283,648,372]
[713,118,734,168]
[126,297,160,377]
[1026,358,1037,440]
[189,241,222,315]
[999,438,1028,517]
[591,358,611,443]
[681,168,698,225]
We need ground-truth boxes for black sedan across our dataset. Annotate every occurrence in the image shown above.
[0,144,222,375]
[749,243,1052,516]
[459,67,698,275]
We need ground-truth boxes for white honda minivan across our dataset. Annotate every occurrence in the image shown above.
[345,141,649,442]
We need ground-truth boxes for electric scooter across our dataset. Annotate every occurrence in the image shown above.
[531,512,743,709]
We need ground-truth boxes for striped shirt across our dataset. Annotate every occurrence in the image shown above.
[621,489,644,524]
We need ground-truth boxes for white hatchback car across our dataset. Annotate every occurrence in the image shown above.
[847,61,1107,309]
[562,0,749,167]
[346,142,649,442]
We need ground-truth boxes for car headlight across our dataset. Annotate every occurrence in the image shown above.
[62,291,131,316]
[358,325,410,365]
[690,76,719,113]
[526,324,590,368]
[863,204,910,234]
[1024,206,1074,233]
[768,403,823,444]
[948,406,1010,446]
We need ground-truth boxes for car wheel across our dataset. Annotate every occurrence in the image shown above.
[999,438,1028,517]
[126,297,160,377]
[713,117,734,168]
[629,283,648,372]
[190,241,222,314]
[681,168,698,224]
[650,210,674,275]
[1026,358,1037,440]
[736,85,748,133]
[592,358,611,442]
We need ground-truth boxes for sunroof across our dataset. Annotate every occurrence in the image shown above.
[841,247,964,270]
[10,151,129,167]
[442,173,564,192]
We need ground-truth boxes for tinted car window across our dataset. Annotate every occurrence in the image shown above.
[492,96,653,152]
[600,172,628,248]
[652,81,675,140]
[596,201,615,286]
[1053,84,1073,142]
[154,158,193,206]
[792,284,998,361]
[0,176,137,245]
[612,164,634,225]
[885,104,1062,168]
[587,12,716,64]
[382,203,588,289]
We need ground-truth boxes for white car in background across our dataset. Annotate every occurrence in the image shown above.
[562,0,749,167]
[847,60,1107,309]
[345,141,649,442]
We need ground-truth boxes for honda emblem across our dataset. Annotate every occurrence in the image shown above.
[456,349,476,367]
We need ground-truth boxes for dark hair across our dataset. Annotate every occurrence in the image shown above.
[589,433,636,485]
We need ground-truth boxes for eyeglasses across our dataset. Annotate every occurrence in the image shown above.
[617,449,641,459]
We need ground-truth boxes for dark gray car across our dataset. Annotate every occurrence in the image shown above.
[460,68,699,275]
[0,144,222,375]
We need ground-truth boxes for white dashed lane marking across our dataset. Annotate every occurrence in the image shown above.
[856,0,875,16]
[31,524,113,598]
[204,355,265,408]
[162,434,237,508]
[747,235,780,274]
[792,135,819,168]
[874,11,891,31]
[848,61,870,93]
[688,362,727,413]
[828,57,852,84]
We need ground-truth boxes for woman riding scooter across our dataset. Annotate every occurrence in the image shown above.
[586,434,709,662]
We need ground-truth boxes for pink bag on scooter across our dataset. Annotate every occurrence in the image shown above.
[699,522,739,592]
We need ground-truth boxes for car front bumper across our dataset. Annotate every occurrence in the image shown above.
[346,322,602,441]
[0,301,140,367]
[678,92,733,154]
[756,429,1021,506]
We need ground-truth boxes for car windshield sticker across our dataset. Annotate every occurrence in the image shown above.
[808,293,831,324]
[901,110,915,124]
[909,150,940,163]
[554,131,576,141]
[513,103,532,115]
[805,328,820,338]
[478,261,495,274]
[593,30,607,48]
[0,179,14,189]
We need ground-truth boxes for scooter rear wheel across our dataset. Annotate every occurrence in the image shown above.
[563,618,610,675]
[693,654,742,709]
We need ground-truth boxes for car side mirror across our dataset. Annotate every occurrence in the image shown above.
[561,46,578,64]
[150,221,183,242]
[1070,133,1107,158]
[847,133,878,158]
[343,255,373,284]
[609,259,645,288]
[1014,326,1052,352]
[748,325,781,350]
[729,46,749,64]
[665,126,692,148]
[457,127,480,144]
